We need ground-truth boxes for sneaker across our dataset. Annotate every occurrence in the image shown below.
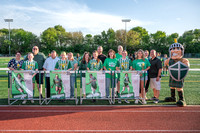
[142,99,147,104]
[118,99,122,104]
[150,96,156,101]
[22,100,27,104]
[135,99,139,104]
[125,100,130,104]
[31,100,34,103]
[154,99,159,104]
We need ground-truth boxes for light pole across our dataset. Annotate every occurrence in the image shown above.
[122,19,131,50]
[4,19,13,56]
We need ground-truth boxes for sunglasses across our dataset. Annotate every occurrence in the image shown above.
[33,48,38,50]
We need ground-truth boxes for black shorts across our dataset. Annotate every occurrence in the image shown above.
[35,73,44,84]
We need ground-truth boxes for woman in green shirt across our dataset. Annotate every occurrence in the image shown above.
[132,49,150,104]
[103,49,120,98]
[79,52,90,98]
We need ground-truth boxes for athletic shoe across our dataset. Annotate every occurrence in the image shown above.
[31,100,34,104]
[118,99,122,104]
[154,99,159,104]
[135,99,139,104]
[142,99,147,104]
[150,96,156,101]
[125,100,130,104]
[22,100,27,104]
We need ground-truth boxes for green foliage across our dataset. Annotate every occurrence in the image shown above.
[0,26,200,56]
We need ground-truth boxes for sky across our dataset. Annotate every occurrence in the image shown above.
[0,0,199,36]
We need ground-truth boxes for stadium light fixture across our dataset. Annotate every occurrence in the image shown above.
[4,19,13,56]
[122,19,131,50]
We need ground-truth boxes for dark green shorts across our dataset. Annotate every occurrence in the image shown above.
[169,77,184,88]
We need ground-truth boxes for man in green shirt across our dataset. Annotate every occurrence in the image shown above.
[115,45,123,60]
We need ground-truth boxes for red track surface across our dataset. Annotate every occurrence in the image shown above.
[0,106,200,133]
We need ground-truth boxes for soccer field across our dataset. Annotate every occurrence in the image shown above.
[0,57,199,105]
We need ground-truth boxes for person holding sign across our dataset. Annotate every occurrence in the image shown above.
[79,52,90,98]
[117,50,132,104]
[68,52,78,98]
[103,49,120,98]
[21,52,38,104]
[87,50,103,71]
[132,49,151,104]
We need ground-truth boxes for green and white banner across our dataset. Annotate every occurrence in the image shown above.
[85,71,106,98]
[11,71,33,99]
[50,71,70,99]
[119,71,140,98]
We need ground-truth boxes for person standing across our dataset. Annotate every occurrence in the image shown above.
[115,45,123,60]
[55,52,72,71]
[144,50,150,99]
[68,52,78,98]
[87,51,103,71]
[21,52,38,104]
[8,51,24,98]
[97,46,107,64]
[43,50,60,98]
[103,49,119,98]
[117,50,132,104]
[79,52,90,98]
[25,46,46,98]
[132,49,151,104]
[149,50,162,103]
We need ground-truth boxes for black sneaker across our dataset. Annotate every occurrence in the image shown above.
[150,96,156,101]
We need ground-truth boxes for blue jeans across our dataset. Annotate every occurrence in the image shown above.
[70,75,75,97]
[106,78,117,97]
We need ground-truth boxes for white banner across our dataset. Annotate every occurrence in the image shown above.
[97,72,106,97]
[61,73,70,98]
[131,73,140,98]
[23,72,33,98]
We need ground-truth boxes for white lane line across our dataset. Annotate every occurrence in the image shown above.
[0,110,199,113]
[0,130,200,132]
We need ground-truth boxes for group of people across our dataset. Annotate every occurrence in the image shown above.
[8,45,164,105]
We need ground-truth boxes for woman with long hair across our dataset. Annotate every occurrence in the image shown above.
[103,49,120,98]
[132,49,151,104]
[79,52,90,98]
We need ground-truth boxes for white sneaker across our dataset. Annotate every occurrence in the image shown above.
[135,99,139,104]
[31,100,34,103]
[22,100,27,104]
[125,100,130,104]
[142,99,147,104]
[118,99,122,104]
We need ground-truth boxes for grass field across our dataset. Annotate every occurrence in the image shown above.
[0,57,199,105]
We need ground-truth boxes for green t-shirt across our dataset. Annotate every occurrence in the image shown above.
[103,58,119,78]
[132,58,151,77]
[69,59,78,76]
[25,52,46,70]
[55,59,72,70]
[87,59,103,70]
[118,57,132,70]
[115,53,122,60]
[21,60,38,70]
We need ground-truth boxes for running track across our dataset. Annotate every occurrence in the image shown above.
[0,106,200,133]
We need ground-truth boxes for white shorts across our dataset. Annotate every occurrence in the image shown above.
[150,78,161,90]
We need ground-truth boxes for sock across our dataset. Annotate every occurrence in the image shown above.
[178,91,184,101]
[171,89,175,98]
